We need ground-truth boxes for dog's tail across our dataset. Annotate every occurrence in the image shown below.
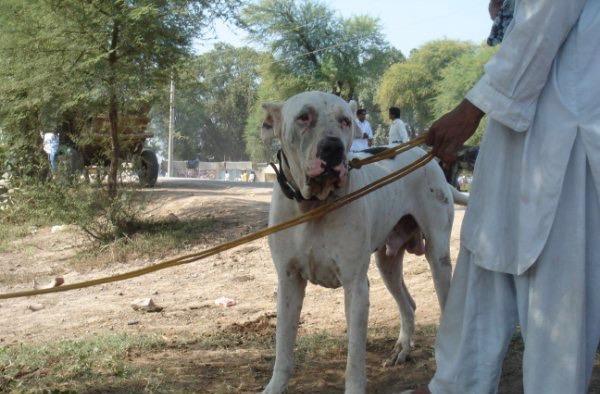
[449,185,469,206]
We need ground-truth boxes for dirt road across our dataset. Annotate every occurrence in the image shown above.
[0,179,597,392]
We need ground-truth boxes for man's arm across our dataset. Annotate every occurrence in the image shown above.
[467,0,586,132]
[428,0,587,163]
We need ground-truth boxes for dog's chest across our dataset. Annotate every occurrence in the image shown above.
[294,246,343,289]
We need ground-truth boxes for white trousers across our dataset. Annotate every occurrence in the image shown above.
[430,137,600,394]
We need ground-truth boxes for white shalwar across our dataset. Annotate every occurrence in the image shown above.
[429,0,600,393]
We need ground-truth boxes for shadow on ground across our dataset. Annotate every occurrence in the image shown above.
[8,320,597,393]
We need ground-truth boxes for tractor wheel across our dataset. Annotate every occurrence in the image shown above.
[138,149,159,187]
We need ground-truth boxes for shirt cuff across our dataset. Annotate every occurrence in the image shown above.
[465,74,536,132]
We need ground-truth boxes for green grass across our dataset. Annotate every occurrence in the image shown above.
[0,223,31,253]
[0,333,166,392]
[0,326,444,393]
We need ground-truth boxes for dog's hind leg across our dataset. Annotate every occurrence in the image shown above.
[263,271,307,394]
[424,229,452,312]
[375,248,416,366]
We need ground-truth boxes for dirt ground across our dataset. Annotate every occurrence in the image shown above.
[1,179,599,393]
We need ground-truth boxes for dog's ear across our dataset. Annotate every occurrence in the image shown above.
[261,102,283,143]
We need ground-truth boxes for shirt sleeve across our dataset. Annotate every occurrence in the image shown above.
[466,0,587,132]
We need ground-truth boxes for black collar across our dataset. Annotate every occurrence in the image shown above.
[269,149,318,202]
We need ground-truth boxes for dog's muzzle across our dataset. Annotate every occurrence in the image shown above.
[306,137,348,199]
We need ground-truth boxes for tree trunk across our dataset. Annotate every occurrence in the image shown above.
[107,20,120,198]
[346,84,356,102]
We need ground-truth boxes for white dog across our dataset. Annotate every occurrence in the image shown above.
[261,92,466,393]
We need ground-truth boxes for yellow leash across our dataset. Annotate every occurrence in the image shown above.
[0,136,432,300]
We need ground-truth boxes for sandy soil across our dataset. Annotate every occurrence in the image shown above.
[0,179,598,393]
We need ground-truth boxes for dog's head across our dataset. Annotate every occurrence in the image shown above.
[262,92,357,201]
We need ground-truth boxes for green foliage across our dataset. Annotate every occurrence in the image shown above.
[0,0,238,184]
[2,180,144,243]
[151,44,263,161]
[377,61,433,130]
[376,39,473,131]
[241,0,403,161]
[0,333,165,392]
[433,45,498,145]
[242,0,402,99]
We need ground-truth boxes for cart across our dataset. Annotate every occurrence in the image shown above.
[61,114,159,187]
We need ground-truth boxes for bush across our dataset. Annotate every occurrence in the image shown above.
[2,180,144,243]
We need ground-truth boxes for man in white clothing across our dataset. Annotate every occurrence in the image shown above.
[41,130,59,173]
[409,0,600,393]
[351,108,373,152]
[388,106,409,145]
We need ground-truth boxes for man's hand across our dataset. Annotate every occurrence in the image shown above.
[426,99,484,164]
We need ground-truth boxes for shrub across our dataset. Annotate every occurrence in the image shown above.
[2,180,144,243]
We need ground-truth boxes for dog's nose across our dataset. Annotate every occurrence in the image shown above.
[316,136,344,167]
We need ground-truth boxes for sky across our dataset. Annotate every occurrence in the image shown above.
[193,0,492,56]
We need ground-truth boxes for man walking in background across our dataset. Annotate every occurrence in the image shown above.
[388,106,409,145]
[408,0,600,393]
[42,129,59,173]
[351,108,373,152]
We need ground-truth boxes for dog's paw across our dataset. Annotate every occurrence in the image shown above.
[262,376,288,394]
[383,343,411,367]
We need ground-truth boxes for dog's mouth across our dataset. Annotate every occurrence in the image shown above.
[306,161,348,200]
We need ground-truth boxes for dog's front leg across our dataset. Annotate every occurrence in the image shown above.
[263,271,307,394]
[343,275,370,394]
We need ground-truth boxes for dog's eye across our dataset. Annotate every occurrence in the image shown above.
[340,117,351,128]
[297,113,310,123]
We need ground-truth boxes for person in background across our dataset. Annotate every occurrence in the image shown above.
[388,106,409,145]
[41,129,59,173]
[351,109,373,152]
[249,170,256,183]
[223,170,230,181]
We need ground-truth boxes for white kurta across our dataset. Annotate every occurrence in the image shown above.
[428,1,600,392]
[388,118,409,145]
[461,0,599,275]
[430,136,600,393]
[351,120,373,152]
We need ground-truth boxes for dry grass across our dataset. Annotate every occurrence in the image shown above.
[69,216,217,271]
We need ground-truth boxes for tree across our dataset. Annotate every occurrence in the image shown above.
[376,39,473,132]
[376,61,432,132]
[433,45,497,145]
[241,0,403,161]
[0,0,238,193]
[151,44,262,162]
[242,0,401,100]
